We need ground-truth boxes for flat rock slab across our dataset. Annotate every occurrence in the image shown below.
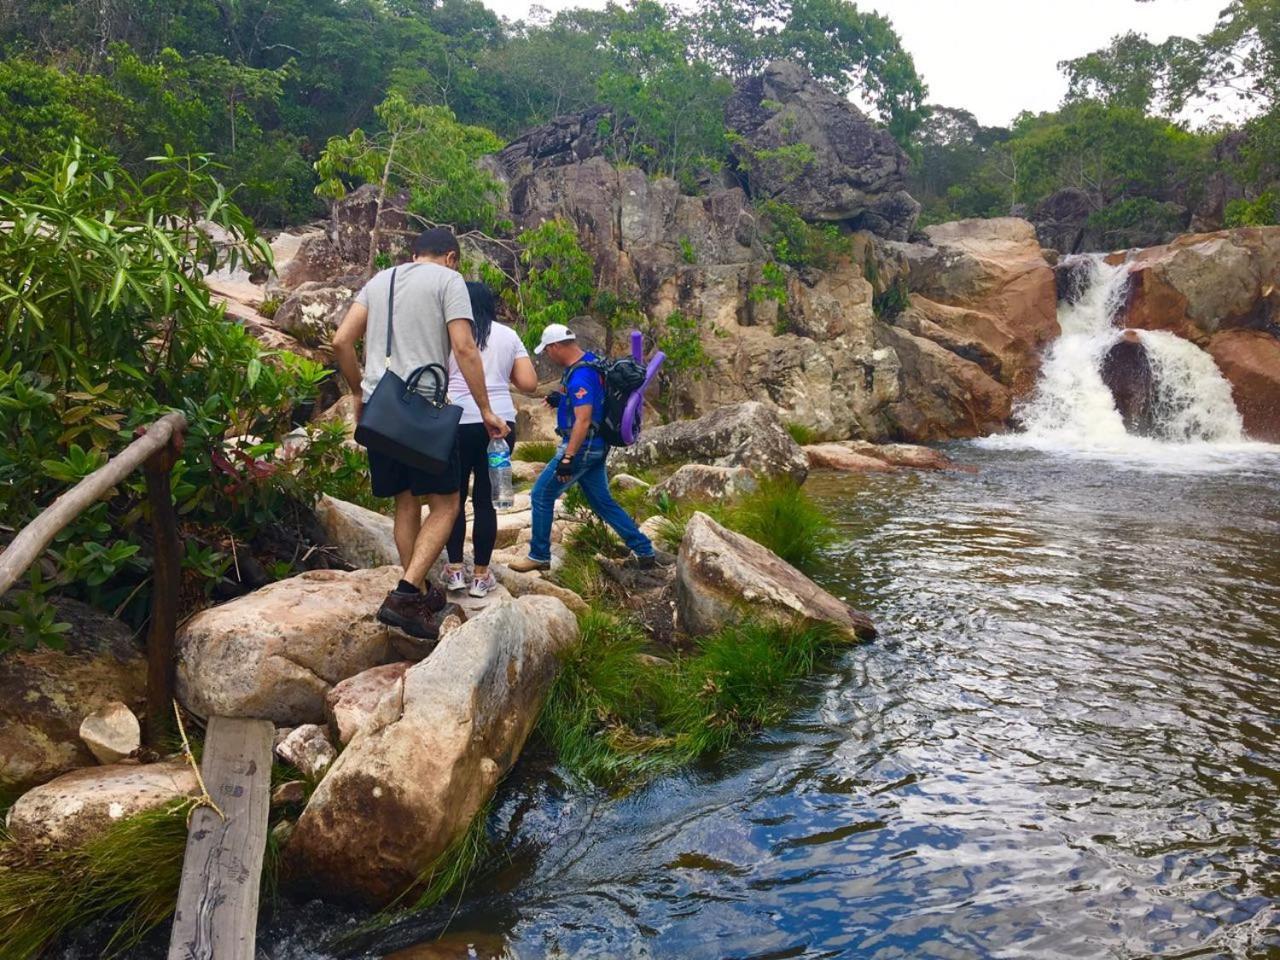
[284,595,579,906]
[6,760,198,847]
[177,567,401,725]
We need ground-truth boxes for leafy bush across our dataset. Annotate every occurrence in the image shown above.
[513,441,559,463]
[757,199,850,269]
[0,141,331,651]
[1225,191,1278,227]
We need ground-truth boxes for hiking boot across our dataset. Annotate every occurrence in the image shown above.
[624,551,673,570]
[376,585,448,639]
[444,565,467,593]
[468,572,497,598]
[507,556,551,573]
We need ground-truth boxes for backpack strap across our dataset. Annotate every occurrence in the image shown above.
[560,359,605,437]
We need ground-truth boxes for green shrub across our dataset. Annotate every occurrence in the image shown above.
[1225,191,1278,227]
[757,199,849,269]
[873,276,910,320]
[258,296,283,319]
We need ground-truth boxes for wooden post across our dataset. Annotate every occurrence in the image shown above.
[142,429,184,748]
[169,716,274,960]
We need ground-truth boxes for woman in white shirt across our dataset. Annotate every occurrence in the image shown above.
[444,282,539,597]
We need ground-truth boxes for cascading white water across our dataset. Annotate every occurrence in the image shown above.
[984,254,1260,462]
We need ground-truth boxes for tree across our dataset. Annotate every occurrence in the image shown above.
[315,93,504,273]
[1060,31,1169,113]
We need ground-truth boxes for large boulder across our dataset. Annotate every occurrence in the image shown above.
[325,662,411,746]
[725,61,919,240]
[649,464,758,503]
[0,598,146,795]
[176,567,401,724]
[611,402,809,482]
[315,495,401,569]
[5,761,197,847]
[1122,227,1280,343]
[267,230,346,296]
[273,280,358,344]
[330,184,416,268]
[1205,329,1280,442]
[284,596,579,905]
[1100,332,1157,435]
[676,513,875,641]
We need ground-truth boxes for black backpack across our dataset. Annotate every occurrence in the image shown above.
[562,356,648,446]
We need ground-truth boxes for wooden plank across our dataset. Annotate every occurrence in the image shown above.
[0,411,186,596]
[169,716,274,960]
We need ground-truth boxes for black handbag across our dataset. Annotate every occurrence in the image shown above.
[353,266,463,474]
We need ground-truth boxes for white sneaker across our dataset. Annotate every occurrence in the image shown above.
[444,566,467,592]
[468,573,497,598]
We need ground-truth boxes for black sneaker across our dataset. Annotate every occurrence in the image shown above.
[377,586,449,639]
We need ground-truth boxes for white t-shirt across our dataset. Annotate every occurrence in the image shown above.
[447,322,528,424]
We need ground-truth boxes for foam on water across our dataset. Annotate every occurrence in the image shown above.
[979,255,1280,471]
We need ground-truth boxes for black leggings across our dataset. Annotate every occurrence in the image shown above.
[447,421,516,567]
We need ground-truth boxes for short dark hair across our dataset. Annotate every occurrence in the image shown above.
[411,227,460,259]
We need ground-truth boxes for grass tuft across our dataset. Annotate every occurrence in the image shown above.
[0,800,192,959]
[538,608,845,788]
[786,422,817,446]
[723,477,835,573]
[512,441,558,463]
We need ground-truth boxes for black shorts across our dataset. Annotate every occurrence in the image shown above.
[367,444,461,498]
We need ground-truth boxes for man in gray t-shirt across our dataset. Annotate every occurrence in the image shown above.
[332,228,507,641]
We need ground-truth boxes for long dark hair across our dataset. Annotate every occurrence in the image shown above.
[465,281,496,351]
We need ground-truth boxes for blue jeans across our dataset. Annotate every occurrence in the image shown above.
[528,443,654,563]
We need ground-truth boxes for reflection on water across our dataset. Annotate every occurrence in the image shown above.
[256,446,1280,960]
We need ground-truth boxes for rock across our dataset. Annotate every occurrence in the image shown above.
[78,701,140,765]
[496,105,617,179]
[1205,328,1280,442]
[803,443,898,473]
[314,495,400,568]
[284,596,580,905]
[272,780,307,808]
[325,662,410,746]
[0,598,146,795]
[676,512,876,641]
[840,441,961,471]
[268,231,344,295]
[490,564,589,614]
[612,402,809,483]
[1100,332,1157,434]
[650,464,758,502]
[176,567,401,725]
[514,394,559,443]
[331,184,416,268]
[390,602,470,663]
[639,515,668,544]
[725,61,919,239]
[612,473,650,492]
[276,724,337,780]
[5,761,198,847]
[1123,227,1280,343]
[511,459,544,483]
[272,819,296,846]
[273,281,357,344]
[1031,187,1098,255]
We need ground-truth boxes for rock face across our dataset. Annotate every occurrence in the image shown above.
[1100,332,1157,435]
[725,61,919,240]
[1123,227,1280,343]
[315,495,402,569]
[78,701,140,765]
[676,513,875,641]
[649,464,758,503]
[0,598,147,794]
[285,596,579,905]
[883,217,1059,439]
[6,761,197,847]
[273,280,357,343]
[330,184,416,268]
[803,443,897,473]
[325,662,410,746]
[176,567,400,724]
[612,402,809,482]
[1205,329,1280,442]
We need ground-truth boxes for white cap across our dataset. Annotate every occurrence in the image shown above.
[534,323,576,355]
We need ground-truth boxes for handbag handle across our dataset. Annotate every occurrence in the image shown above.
[404,363,449,406]
[384,266,398,363]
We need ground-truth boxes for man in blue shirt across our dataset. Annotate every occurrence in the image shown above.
[509,323,656,572]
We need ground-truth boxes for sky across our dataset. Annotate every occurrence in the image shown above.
[480,0,1238,127]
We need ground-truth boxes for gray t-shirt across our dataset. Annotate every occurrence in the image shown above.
[355,262,473,401]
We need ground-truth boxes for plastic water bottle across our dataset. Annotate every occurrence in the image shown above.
[488,438,514,510]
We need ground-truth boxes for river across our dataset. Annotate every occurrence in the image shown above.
[224,437,1280,960]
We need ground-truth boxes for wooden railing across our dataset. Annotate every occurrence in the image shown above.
[0,411,187,746]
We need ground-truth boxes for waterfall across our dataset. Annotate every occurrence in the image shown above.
[981,254,1267,463]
